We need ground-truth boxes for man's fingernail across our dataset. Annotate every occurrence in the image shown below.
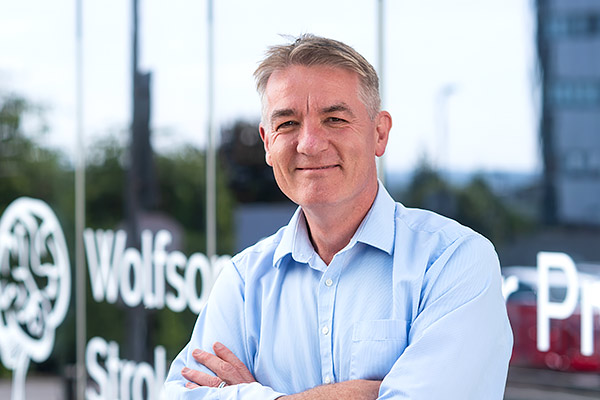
[182,367,190,374]
[214,342,223,350]
[192,349,202,357]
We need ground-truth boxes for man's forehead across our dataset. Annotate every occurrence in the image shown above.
[264,65,361,112]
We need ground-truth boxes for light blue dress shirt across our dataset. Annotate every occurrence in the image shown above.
[165,184,513,399]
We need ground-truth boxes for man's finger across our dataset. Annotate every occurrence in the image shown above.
[191,349,237,380]
[185,382,200,389]
[181,367,222,387]
[213,342,255,382]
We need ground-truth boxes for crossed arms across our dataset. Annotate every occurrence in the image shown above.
[181,341,381,399]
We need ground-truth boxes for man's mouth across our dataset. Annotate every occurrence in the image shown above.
[297,165,338,171]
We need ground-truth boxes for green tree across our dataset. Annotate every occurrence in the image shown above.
[456,176,534,245]
[401,160,534,247]
[0,93,72,215]
[220,119,286,203]
[403,161,457,219]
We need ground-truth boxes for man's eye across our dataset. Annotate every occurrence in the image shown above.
[327,117,347,123]
[276,121,297,130]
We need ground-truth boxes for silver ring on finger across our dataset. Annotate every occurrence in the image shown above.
[217,381,227,389]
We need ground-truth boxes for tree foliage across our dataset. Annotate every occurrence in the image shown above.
[220,119,286,203]
[0,93,72,217]
[402,161,535,246]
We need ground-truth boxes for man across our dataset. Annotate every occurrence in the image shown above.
[165,34,513,399]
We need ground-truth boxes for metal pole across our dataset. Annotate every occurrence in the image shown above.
[206,0,217,259]
[74,0,86,398]
[377,0,386,184]
[435,84,456,172]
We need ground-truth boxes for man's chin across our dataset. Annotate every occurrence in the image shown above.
[293,194,340,210]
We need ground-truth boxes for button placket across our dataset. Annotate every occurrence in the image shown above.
[317,255,344,385]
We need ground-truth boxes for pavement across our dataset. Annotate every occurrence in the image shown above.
[505,366,600,400]
[0,376,65,400]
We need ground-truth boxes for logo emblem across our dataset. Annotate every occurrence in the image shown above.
[0,198,71,400]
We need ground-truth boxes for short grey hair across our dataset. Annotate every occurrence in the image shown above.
[254,34,381,121]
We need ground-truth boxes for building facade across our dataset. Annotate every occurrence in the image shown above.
[538,0,600,224]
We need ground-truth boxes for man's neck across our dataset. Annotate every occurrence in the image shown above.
[302,184,378,265]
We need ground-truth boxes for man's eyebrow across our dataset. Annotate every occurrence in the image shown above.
[270,108,296,121]
[322,103,355,118]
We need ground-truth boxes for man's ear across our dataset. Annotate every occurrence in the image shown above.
[259,124,273,166]
[374,111,392,157]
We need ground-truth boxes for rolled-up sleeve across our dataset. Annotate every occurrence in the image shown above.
[164,261,286,400]
[378,235,513,399]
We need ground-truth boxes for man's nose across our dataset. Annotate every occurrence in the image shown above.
[296,120,328,155]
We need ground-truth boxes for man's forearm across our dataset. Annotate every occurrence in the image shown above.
[278,379,381,400]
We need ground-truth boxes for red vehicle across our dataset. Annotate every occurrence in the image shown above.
[503,265,600,372]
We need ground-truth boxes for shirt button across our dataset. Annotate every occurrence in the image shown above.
[322,326,330,335]
[325,279,333,287]
[324,376,332,384]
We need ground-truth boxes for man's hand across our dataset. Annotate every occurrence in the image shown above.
[181,342,257,389]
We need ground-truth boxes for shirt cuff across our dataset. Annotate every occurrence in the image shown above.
[163,381,287,400]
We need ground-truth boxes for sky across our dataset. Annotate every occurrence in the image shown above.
[0,0,539,174]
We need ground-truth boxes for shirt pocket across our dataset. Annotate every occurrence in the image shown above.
[349,319,409,380]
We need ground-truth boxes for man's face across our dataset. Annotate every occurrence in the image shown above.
[259,65,391,211]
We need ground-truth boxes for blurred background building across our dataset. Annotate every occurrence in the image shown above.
[538,0,600,225]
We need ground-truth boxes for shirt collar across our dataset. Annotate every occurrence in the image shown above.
[272,181,396,268]
[273,207,305,268]
[351,182,396,255]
